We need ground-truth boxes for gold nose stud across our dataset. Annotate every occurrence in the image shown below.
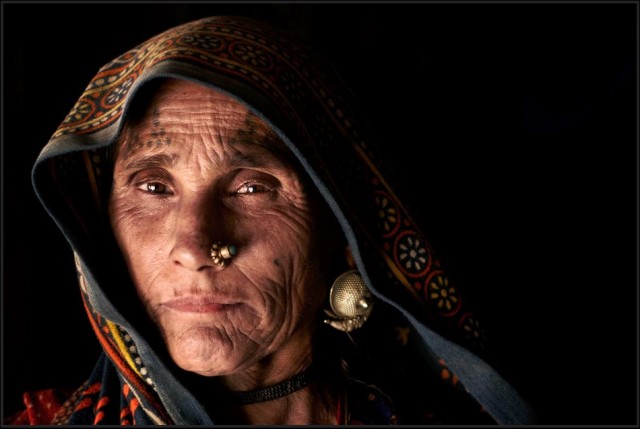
[210,242,237,267]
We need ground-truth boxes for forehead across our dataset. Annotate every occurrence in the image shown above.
[116,78,294,164]
[139,79,271,139]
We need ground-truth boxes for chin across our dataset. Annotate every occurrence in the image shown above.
[167,327,248,376]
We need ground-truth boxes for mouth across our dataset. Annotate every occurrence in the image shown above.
[162,295,242,314]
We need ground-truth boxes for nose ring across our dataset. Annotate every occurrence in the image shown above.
[210,242,237,267]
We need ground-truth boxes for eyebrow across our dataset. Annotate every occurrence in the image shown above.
[121,150,282,172]
[122,153,179,171]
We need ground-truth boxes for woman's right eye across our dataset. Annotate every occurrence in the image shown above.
[137,181,170,195]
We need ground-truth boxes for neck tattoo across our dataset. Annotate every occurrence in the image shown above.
[226,367,313,405]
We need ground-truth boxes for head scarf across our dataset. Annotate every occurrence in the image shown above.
[26,16,535,425]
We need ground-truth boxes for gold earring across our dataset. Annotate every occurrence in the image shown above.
[210,242,237,267]
[323,270,374,332]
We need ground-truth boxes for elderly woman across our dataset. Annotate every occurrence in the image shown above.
[8,16,534,425]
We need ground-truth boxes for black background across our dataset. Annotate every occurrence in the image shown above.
[2,2,637,425]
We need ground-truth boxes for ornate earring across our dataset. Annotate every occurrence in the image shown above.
[323,270,374,332]
[210,242,237,267]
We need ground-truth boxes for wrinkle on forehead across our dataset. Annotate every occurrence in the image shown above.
[114,79,295,168]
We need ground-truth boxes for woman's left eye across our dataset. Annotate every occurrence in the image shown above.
[236,183,271,194]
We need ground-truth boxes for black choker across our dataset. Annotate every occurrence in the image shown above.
[226,367,313,405]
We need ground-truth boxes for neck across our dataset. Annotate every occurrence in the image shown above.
[225,365,314,405]
[214,382,339,425]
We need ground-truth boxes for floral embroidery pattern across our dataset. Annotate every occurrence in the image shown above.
[426,274,460,315]
[395,231,430,277]
[277,68,306,103]
[180,33,224,51]
[103,76,135,108]
[231,42,272,69]
[63,100,95,125]
[375,192,399,237]
[459,312,486,349]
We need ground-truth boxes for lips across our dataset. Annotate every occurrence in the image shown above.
[162,295,241,313]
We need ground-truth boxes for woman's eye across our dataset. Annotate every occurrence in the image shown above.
[138,182,169,194]
[236,183,271,194]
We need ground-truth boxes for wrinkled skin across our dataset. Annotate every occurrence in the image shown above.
[108,79,336,392]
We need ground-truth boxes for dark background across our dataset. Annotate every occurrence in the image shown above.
[2,2,637,425]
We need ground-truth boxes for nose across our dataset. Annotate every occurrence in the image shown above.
[169,194,232,272]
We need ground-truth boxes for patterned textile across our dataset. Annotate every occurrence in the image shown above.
[16,16,535,425]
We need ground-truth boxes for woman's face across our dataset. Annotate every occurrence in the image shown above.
[109,79,332,377]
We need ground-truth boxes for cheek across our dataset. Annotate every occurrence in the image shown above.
[255,208,328,307]
[109,194,168,290]
[252,206,315,268]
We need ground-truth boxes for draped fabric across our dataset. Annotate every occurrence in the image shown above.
[9,16,534,425]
